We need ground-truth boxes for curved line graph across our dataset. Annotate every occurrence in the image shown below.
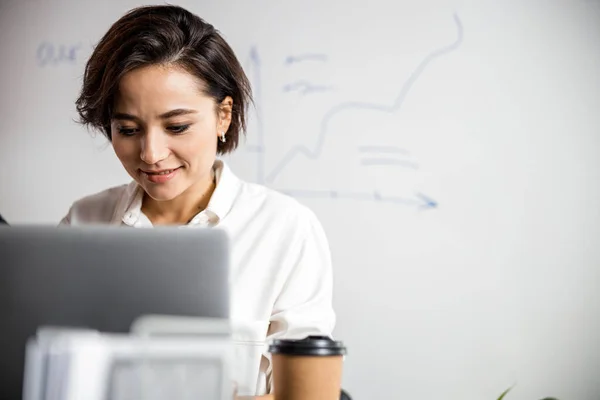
[31,13,464,210]
[264,13,464,184]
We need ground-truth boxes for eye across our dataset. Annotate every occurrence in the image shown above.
[117,126,139,136]
[167,124,190,134]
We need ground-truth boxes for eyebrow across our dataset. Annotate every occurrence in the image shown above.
[112,109,198,121]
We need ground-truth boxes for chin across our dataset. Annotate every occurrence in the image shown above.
[142,185,185,202]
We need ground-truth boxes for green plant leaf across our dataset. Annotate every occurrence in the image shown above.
[497,386,512,400]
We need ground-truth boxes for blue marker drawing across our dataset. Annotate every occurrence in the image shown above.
[246,46,266,183]
[37,42,81,67]
[285,54,328,65]
[358,145,417,168]
[280,189,437,210]
[265,13,464,183]
[241,14,465,210]
[358,145,411,155]
[283,80,335,95]
[360,158,419,169]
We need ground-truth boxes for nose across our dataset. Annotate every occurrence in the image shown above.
[140,129,169,165]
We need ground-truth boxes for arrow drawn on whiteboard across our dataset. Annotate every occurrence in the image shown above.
[265,13,464,183]
[280,189,437,210]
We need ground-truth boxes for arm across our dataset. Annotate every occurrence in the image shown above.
[262,207,336,391]
[268,207,335,337]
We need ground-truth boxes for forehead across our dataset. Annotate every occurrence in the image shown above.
[115,64,213,109]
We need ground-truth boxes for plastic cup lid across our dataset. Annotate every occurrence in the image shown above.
[268,335,347,356]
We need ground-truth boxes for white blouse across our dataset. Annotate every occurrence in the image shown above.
[59,160,336,396]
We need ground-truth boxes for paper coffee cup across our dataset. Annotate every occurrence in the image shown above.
[269,335,346,400]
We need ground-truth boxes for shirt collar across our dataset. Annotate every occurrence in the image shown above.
[115,159,241,227]
[205,159,241,221]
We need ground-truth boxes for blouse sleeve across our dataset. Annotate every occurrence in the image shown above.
[263,207,336,391]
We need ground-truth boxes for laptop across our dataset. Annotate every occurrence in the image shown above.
[0,225,230,400]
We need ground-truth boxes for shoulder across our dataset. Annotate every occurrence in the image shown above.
[242,181,319,218]
[235,180,327,240]
[60,184,131,225]
[217,161,321,229]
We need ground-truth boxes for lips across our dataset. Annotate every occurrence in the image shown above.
[142,168,179,175]
[140,167,181,183]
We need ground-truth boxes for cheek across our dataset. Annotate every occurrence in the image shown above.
[111,137,137,165]
[178,131,218,162]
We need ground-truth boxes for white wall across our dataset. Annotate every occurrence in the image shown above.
[1,1,600,399]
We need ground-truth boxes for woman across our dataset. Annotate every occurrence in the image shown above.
[60,4,335,398]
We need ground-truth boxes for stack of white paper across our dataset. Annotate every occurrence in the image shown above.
[22,317,234,400]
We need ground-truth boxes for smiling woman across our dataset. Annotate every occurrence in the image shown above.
[108,64,228,224]
[59,5,336,399]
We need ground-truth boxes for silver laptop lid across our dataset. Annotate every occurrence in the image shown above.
[0,225,230,399]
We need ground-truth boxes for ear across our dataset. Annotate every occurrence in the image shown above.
[218,96,233,133]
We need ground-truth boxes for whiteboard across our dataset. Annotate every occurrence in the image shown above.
[1,1,600,399]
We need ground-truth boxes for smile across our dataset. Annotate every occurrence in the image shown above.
[140,167,181,183]
[143,169,178,175]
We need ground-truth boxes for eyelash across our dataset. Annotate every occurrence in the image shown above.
[118,127,138,136]
[117,125,191,136]
[168,124,190,134]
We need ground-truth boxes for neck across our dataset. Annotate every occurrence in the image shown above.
[142,171,216,226]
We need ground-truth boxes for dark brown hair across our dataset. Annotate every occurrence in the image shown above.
[75,4,252,154]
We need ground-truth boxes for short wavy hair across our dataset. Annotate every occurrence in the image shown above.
[75,4,252,154]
